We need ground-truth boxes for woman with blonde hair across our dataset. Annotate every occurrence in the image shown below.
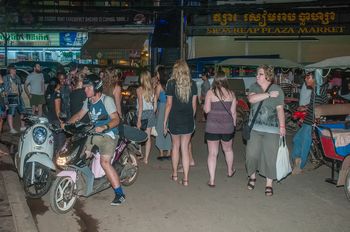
[136,70,156,164]
[164,60,198,186]
[204,71,237,187]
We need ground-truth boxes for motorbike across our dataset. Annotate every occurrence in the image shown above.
[49,121,147,214]
[14,115,57,198]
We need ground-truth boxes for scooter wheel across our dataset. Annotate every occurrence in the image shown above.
[23,163,53,198]
[119,152,139,186]
[49,176,77,214]
[345,170,350,201]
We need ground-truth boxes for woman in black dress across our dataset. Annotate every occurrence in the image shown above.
[164,60,198,186]
[45,78,65,153]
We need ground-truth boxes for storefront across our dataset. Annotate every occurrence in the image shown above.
[0,32,88,66]
[186,7,350,63]
[80,32,151,67]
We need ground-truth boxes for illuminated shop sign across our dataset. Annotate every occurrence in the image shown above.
[59,32,88,46]
[0,33,58,46]
[188,10,349,36]
[0,32,88,47]
[19,13,151,26]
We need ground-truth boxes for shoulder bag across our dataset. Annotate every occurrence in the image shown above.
[242,84,272,142]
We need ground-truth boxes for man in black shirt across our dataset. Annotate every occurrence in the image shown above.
[291,70,328,174]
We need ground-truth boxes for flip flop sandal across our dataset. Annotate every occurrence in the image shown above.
[207,182,216,188]
[171,175,178,182]
[227,169,236,177]
[180,179,189,187]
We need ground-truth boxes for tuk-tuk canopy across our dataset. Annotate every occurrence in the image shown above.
[304,56,350,69]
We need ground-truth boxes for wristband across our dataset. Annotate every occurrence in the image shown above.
[279,125,285,128]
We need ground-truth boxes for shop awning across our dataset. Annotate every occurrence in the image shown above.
[81,33,148,57]
[81,33,148,58]
[304,56,350,69]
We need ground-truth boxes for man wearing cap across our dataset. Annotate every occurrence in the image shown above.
[291,70,328,174]
[25,63,45,116]
[65,74,125,206]
[3,65,26,133]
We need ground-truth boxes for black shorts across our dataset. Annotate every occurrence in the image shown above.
[205,132,234,142]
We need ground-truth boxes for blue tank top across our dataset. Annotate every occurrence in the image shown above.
[158,91,166,103]
[88,97,118,136]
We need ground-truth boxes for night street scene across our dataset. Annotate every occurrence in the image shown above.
[1,1,350,232]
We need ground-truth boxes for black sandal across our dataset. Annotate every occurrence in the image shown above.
[247,178,256,190]
[227,169,236,177]
[265,186,273,196]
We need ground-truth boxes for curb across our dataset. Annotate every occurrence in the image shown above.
[1,155,39,232]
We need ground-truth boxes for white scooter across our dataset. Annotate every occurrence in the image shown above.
[14,115,57,198]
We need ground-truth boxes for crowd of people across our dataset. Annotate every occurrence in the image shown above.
[0,60,342,204]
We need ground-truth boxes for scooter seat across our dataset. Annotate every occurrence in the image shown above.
[118,124,148,143]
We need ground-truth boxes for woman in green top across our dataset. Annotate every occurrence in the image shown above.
[245,65,286,196]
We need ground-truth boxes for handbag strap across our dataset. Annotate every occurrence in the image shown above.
[248,83,273,130]
[213,91,233,119]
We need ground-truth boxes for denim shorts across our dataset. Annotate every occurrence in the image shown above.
[7,96,26,116]
[0,104,6,118]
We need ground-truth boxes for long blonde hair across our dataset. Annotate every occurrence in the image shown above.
[171,60,191,103]
[140,70,153,103]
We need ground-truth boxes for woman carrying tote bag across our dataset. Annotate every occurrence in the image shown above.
[245,65,286,196]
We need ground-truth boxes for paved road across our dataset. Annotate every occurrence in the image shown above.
[18,121,349,232]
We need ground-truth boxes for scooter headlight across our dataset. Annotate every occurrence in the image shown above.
[32,126,47,145]
[56,156,68,166]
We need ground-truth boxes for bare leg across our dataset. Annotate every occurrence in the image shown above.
[100,156,121,188]
[189,141,195,166]
[7,115,14,130]
[0,118,3,133]
[207,140,220,186]
[20,114,25,128]
[143,128,152,164]
[38,104,43,117]
[32,106,36,115]
[180,134,192,186]
[221,139,234,176]
[171,135,180,180]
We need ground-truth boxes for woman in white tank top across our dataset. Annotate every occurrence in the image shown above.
[136,71,157,164]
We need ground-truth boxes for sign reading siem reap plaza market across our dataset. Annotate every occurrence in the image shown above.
[188,10,349,36]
